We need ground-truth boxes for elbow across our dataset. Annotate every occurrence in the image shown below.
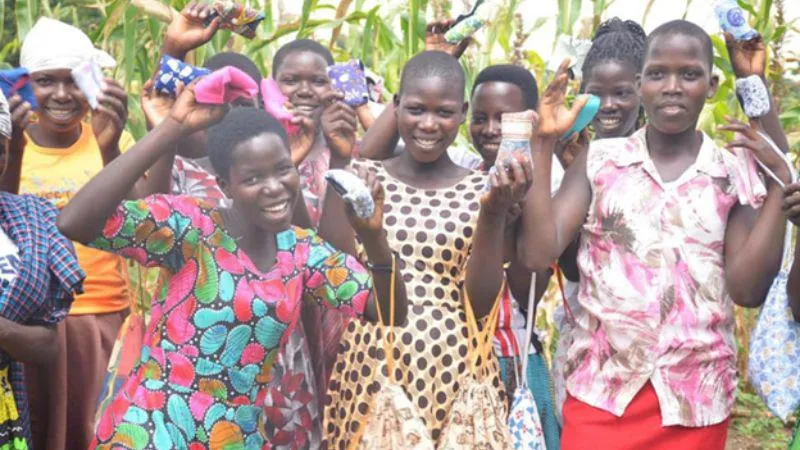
[56,209,79,242]
[517,242,555,273]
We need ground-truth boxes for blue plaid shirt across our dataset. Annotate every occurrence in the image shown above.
[0,192,84,445]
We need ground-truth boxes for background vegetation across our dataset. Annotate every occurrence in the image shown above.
[2,0,798,447]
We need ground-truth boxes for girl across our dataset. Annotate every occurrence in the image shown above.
[12,17,167,450]
[519,21,791,450]
[0,89,84,450]
[57,83,407,448]
[322,50,530,446]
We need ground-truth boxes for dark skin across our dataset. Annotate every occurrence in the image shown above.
[783,185,800,321]
[584,60,641,139]
[469,81,550,311]
[519,35,790,310]
[0,127,61,364]
[57,82,406,325]
[10,69,166,198]
[321,75,528,318]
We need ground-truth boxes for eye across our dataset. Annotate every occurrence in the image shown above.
[313,77,329,86]
[646,69,663,80]
[437,109,455,118]
[34,77,52,86]
[471,115,486,124]
[406,105,424,115]
[615,89,632,98]
[682,69,701,80]
[277,164,294,176]
[243,175,261,185]
[280,76,296,85]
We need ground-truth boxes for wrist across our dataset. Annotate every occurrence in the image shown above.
[162,40,189,60]
[360,232,393,266]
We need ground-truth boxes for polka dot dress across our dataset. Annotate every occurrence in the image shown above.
[323,159,506,447]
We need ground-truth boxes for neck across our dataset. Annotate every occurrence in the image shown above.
[645,125,701,159]
[397,149,457,176]
[27,123,82,149]
[222,206,275,252]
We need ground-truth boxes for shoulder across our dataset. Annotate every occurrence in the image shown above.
[448,145,483,170]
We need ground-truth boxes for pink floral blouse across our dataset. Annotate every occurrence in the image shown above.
[566,129,766,427]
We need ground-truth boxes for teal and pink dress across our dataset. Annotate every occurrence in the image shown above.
[89,195,372,449]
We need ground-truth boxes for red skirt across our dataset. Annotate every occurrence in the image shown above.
[562,382,729,450]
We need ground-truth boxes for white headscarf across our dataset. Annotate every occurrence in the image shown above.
[0,90,10,139]
[20,18,116,73]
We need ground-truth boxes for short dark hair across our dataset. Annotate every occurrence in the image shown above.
[207,108,290,179]
[646,19,714,69]
[581,17,647,85]
[271,39,334,76]
[472,64,539,110]
[398,51,465,98]
[205,52,263,84]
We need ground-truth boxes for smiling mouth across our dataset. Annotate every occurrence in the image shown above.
[660,104,685,115]
[413,137,441,150]
[597,117,622,128]
[294,105,318,113]
[261,200,290,215]
[45,106,79,121]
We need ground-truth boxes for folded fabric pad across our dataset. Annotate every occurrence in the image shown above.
[327,60,369,108]
[71,58,105,109]
[205,1,265,39]
[154,55,210,96]
[195,67,258,104]
[261,78,298,135]
[0,68,38,110]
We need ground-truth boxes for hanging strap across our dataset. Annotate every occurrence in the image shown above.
[517,272,537,389]
[463,282,505,381]
[554,264,575,324]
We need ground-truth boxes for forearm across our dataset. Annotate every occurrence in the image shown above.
[788,238,800,322]
[0,141,23,194]
[465,210,507,318]
[726,185,786,308]
[518,136,561,271]
[753,77,790,153]
[318,155,357,255]
[0,317,57,364]
[357,103,400,161]
[356,104,376,131]
[58,118,183,244]
[361,234,408,326]
[130,151,177,198]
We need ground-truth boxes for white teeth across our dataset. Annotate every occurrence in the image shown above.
[263,202,288,213]
[599,118,620,127]
[296,105,316,112]
[416,138,438,147]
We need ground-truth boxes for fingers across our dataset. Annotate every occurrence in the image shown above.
[9,95,33,131]
[203,17,221,40]
[567,94,591,121]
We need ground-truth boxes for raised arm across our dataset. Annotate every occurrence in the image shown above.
[0,95,34,193]
[355,102,402,160]
[517,61,591,272]
[783,183,800,321]
[58,83,228,244]
[725,33,790,153]
[721,118,792,308]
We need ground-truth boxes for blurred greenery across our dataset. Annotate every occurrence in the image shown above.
[3,0,799,445]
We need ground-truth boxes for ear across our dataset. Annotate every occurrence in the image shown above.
[635,73,643,94]
[393,93,400,108]
[707,74,720,99]
[460,101,469,124]
[216,176,233,199]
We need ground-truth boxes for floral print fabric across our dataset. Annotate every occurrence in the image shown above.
[89,195,371,449]
[566,129,766,427]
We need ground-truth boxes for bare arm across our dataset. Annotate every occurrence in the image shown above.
[788,238,800,321]
[356,102,402,161]
[0,319,57,364]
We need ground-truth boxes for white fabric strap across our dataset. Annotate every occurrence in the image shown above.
[517,272,537,389]
[21,18,116,73]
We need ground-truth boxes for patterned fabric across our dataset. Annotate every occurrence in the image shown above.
[567,128,767,427]
[0,192,83,448]
[205,0,265,39]
[747,222,799,421]
[498,354,560,449]
[327,60,369,108]
[0,69,37,110]
[89,194,372,449]
[356,383,434,450]
[508,388,546,449]
[297,144,331,227]
[154,55,210,96]
[324,159,506,446]
[171,157,227,205]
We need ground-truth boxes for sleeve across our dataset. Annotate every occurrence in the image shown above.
[725,141,768,209]
[300,229,373,318]
[88,194,209,272]
[34,196,84,325]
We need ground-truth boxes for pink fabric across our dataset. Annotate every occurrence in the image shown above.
[566,128,766,428]
[261,78,299,135]
[194,66,258,104]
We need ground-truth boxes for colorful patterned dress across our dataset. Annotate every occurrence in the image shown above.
[89,195,372,449]
[324,159,506,446]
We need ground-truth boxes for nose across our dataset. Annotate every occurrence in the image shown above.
[599,95,617,112]
[419,113,438,132]
[261,177,283,195]
[485,118,501,136]
[663,74,682,95]
[295,80,314,98]
[53,81,71,102]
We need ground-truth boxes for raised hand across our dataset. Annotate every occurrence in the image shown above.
[141,79,175,130]
[537,59,589,139]
[425,20,471,59]
[345,166,385,238]
[7,94,33,160]
[321,91,357,160]
[724,32,766,79]
[286,101,319,166]
[163,2,221,59]
[169,80,229,136]
[481,154,535,217]
[783,183,800,227]
[92,79,129,155]
[719,116,792,186]
[555,128,590,168]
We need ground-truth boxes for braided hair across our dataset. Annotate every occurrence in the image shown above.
[581,18,647,130]
[581,18,647,85]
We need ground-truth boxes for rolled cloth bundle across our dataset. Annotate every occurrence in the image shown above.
[0,90,10,139]
[20,17,116,73]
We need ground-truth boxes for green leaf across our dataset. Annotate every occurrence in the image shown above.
[0,1,4,44]
[122,5,136,86]
[15,0,39,41]
[298,0,316,38]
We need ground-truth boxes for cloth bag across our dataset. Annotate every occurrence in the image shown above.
[194,66,259,104]
[748,133,799,422]
[438,286,513,449]
[348,258,434,450]
[507,273,547,449]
